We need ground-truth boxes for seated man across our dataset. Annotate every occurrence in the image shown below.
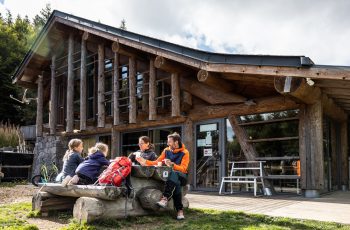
[137,132,189,220]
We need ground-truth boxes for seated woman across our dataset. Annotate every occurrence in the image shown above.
[69,142,110,185]
[56,139,84,185]
[129,136,157,165]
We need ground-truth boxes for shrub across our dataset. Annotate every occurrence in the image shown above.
[0,122,24,148]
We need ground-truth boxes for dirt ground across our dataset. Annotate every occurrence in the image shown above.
[0,184,70,230]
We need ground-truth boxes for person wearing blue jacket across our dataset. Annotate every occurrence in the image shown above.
[70,142,110,185]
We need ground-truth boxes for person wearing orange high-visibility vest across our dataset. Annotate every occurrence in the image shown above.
[137,132,189,220]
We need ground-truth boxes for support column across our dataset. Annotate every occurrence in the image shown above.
[97,44,105,128]
[80,34,87,131]
[183,119,193,187]
[171,72,180,117]
[66,33,74,133]
[113,52,120,126]
[111,128,120,159]
[340,121,349,190]
[49,55,57,135]
[36,74,43,137]
[142,73,149,112]
[299,102,324,197]
[149,59,156,120]
[128,56,136,123]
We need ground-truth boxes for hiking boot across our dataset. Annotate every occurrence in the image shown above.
[177,210,185,220]
[61,176,72,187]
[156,196,168,208]
[67,175,79,185]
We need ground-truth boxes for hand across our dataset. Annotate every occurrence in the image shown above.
[164,159,173,167]
[136,157,146,166]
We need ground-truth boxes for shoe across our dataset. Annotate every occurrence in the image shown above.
[177,210,185,220]
[156,196,168,208]
[61,176,72,187]
[67,175,79,185]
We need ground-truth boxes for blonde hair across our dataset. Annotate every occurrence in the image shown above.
[63,139,83,161]
[89,142,108,157]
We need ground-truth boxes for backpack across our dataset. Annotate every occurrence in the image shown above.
[98,156,132,187]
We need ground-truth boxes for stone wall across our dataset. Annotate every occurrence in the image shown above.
[32,135,68,176]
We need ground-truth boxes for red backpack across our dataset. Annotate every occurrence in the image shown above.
[98,156,132,187]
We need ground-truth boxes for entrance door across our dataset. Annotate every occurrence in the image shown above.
[195,120,222,190]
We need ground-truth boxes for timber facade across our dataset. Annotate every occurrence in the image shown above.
[13,11,350,197]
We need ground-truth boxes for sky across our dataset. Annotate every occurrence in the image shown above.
[1,0,350,66]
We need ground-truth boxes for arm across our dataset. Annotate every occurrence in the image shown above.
[99,156,110,166]
[145,151,166,166]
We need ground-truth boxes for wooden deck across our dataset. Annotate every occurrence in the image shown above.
[187,191,350,224]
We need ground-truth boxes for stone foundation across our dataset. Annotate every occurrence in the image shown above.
[32,135,67,176]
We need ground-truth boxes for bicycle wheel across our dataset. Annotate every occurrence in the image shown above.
[31,174,46,187]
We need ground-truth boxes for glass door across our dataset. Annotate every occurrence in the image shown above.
[195,120,222,190]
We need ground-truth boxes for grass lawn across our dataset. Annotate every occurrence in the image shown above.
[1,202,350,230]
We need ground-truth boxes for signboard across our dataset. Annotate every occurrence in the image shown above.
[199,123,217,132]
[204,148,213,157]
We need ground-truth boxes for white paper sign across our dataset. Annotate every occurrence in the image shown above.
[197,139,206,147]
[205,132,212,146]
[204,148,213,157]
[200,123,217,132]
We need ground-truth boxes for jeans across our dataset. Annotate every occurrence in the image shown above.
[163,170,187,211]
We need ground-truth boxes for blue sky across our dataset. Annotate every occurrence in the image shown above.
[1,0,350,66]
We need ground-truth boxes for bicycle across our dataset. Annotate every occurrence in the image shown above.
[31,162,59,186]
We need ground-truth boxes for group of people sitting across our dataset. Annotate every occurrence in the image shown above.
[55,132,189,220]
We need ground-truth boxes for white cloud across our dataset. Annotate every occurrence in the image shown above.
[1,0,350,65]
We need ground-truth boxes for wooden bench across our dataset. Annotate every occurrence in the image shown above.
[0,164,32,182]
[219,161,265,197]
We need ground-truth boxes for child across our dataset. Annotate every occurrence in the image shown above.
[129,136,157,165]
[70,142,110,185]
[56,139,84,185]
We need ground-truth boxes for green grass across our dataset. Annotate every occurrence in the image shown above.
[1,202,350,230]
[63,208,350,230]
[0,181,28,187]
[0,202,38,230]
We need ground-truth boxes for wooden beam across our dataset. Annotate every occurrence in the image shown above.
[66,33,74,133]
[322,94,348,121]
[171,72,180,117]
[149,59,157,120]
[181,91,192,112]
[221,73,274,84]
[274,76,321,104]
[114,116,186,132]
[111,41,140,57]
[80,36,87,131]
[97,43,105,128]
[155,56,188,73]
[16,79,36,89]
[177,76,246,104]
[129,56,137,123]
[36,74,43,137]
[315,79,350,89]
[299,102,324,192]
[323,88,350,96]
[197,70,235,92]
[113,52,120,125]
[49,55,57,135]
[189,96,298,121]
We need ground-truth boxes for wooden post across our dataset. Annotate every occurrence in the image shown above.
[36,74,43,137]
[142,73,149,112]
[80,34,87,131]
[66,33,74,133]
[111,128,120,159]
[113,52,120,125]
[129,56,136,123]
[299,102,324,197]
[49,55,57,135]
[171,72,180,117]
[340,121,349,189]
[183,119,194,186]
[330,121,337,189]
[181,91,192,112]
[149,58,157,120]
[228,115,275,192]
[97,44,105,128]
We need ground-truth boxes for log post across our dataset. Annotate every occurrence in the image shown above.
[340,120,349,190]
[111,129,120,158]
[129,56,137,123]
[181,91,192,112]
[299,102,324,197]
[113,51,120,125]
[171,72,180,117]
[80,33,87,131]
[97,43,105,127]
[32,191,76,215]
[228,115,275,193]
[142,73,149,112]
[183,119,194,185]
[66,33,74,133]
[197,69,235,92]
[36,74,43,137]
[149,58,157,120]
[49,55,57,135]
[138,188,163,210]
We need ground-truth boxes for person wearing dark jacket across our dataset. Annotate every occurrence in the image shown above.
[70,142,110,185]
[56,139,84,184]
[128,136,157,165]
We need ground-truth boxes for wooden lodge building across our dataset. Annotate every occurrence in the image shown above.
[13,11,350,197]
